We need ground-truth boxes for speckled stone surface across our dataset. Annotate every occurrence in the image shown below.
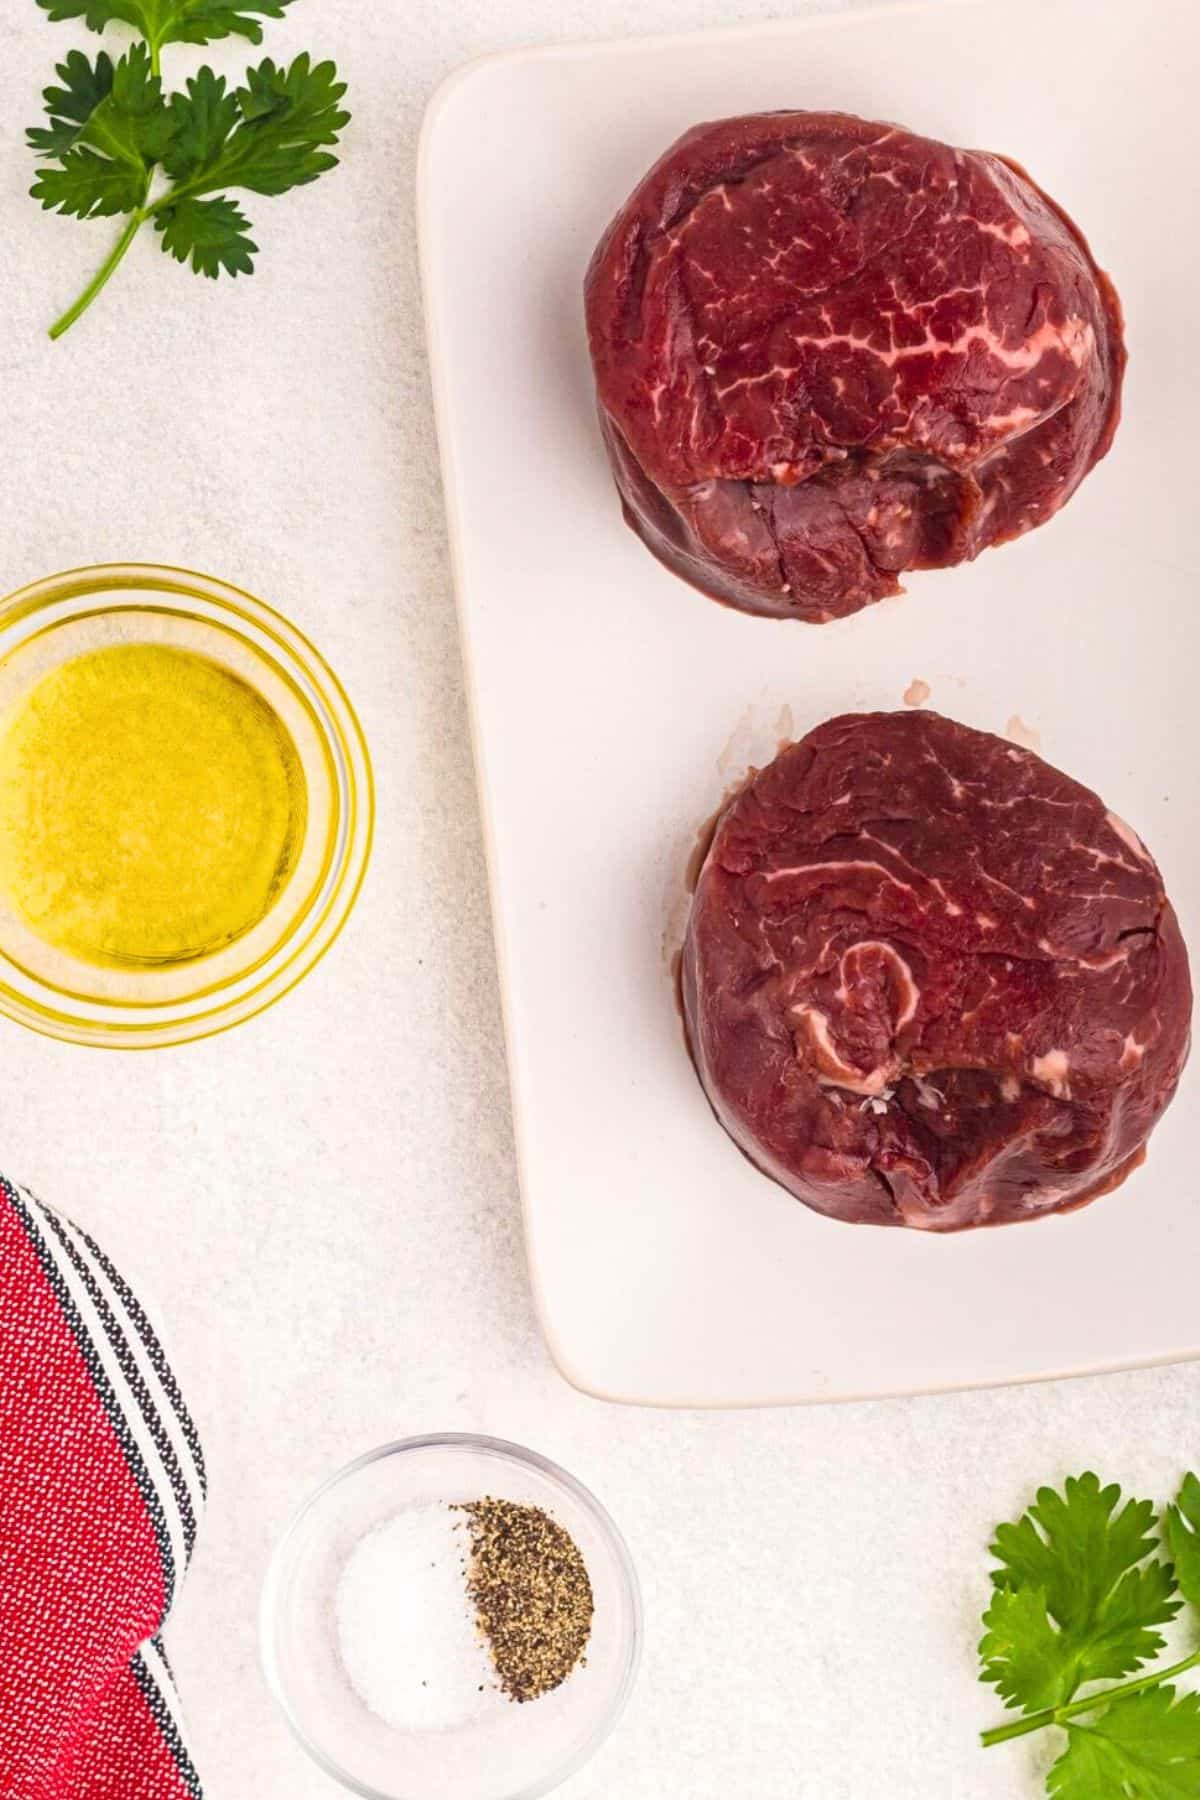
[0,1,1195,1796]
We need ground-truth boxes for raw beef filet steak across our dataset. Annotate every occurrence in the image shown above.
[586,113,1125,621]
[682,713,1190,1229]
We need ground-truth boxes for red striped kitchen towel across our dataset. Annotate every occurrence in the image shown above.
[0,1175,205,1799]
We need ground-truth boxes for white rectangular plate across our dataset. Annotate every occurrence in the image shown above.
[419,0,1200,1405]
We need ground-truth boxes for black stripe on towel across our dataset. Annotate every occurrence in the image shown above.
[37,1201,198,1574]
[73,1219,207,1499]
[134,1642,204,1800]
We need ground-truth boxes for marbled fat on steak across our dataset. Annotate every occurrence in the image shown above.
[585,113,1125,621]
[682,713,1191,1229]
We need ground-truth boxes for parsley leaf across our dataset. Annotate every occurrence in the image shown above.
[1047,1688,1200,1799]
[160,65,239,180]
[31,42,170,218]
[35,1,295,50]
[30,144,144,217]
[1167,1473,1200,1610]
[27,49,114,157]
[155,193,255,276]
[163,54,347,195]
[980,1473,1180,1712]
[151,56,345,286]
[29,0,349,336]
[979,1587,1074,1714]
[81,39,174,167]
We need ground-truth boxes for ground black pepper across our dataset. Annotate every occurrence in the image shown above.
[456,1498,594,1703]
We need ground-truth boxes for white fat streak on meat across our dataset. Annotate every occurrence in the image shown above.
[763,833,1036,942]
[792,1004,896,1097]
[835,941,920,1025]
[794,942,919,1096]
[982,404,1041,436]
[877,945,919,1030]
[930,877,963,916]
[710,329,1096,466]
[1037,934,1145,973]
[714,315,1092,400]
[1120,1033,1146,1071]
[975,864,1039,911]
[974,216,1033,249]
[1105,811,1153,864]
[768,802,1158,981]
[1030,1047,1071,1097]
[761,857,916,898]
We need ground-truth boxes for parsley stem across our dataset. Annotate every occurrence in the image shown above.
[980,1645,1200,1748]
[48,209,146,341]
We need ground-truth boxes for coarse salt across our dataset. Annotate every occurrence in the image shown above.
[335,1503,498,1733]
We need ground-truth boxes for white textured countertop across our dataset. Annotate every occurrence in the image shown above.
[1,1,1194,1796]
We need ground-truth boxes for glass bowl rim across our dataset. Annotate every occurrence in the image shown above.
[259,1431,644,1800]
[0,560,373,1049]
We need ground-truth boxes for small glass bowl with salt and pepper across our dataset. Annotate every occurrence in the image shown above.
[260,1433,642,1800]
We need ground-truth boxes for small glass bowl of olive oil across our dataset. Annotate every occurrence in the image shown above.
[0,564,372,1048]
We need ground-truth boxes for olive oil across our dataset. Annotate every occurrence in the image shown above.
[0,642,307,968]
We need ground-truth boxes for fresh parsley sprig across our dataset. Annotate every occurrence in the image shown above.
[979,1471,1200,1796]
[36,2,295,74]
[28,0,348,337]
